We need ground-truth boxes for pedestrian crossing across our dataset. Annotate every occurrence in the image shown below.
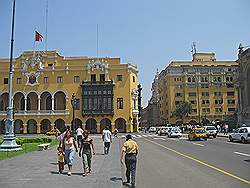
[120,134,187,140]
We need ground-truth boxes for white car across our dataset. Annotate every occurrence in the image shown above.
[168,127,182,138]
[204,126,217,138]
[149,127,157,133]
[157,127,169,136]
[229,127,250,143]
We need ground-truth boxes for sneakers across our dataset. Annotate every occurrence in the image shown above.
[67,172,71,176]
[131,183,136,188]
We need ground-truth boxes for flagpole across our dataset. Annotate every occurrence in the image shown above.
[45,0,48,52]
[33,27,36,57]
[97,24,99,59]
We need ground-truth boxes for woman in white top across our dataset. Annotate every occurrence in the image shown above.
[63,130,78,176]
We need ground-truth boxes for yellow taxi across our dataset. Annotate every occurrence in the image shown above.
[188,127,208,141]
[46,129,61,136]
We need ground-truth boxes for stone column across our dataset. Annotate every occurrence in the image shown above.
[37,123,41,134]
[52,97,55,111]
[51,123,55,130]
[96,123,100,133]
[83,123,86,130]
[23,123,27,134]
[111,122,115,132]
[38,96,41,111]
[24,97,27,111]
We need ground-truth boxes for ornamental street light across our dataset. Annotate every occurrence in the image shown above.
[71,93,77,132]
[0,0,21,151]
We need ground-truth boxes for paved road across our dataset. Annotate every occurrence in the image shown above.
[124,133,250,188]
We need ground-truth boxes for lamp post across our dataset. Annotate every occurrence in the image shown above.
[71,93,76,132]
[0,0,21,151]
[196,79,201,125]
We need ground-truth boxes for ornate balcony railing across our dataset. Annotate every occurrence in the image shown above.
[0,110,69,116]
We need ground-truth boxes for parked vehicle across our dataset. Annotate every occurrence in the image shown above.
[157,127,169,136]
[229,127,250,143]
[204,126,217,138]
[149,127,157,133]
[188,128,207,141]
[168,127,182,138]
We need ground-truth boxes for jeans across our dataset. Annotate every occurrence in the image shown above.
[65,149,75,166]
[82,150,92,172]
[125,154,137,185]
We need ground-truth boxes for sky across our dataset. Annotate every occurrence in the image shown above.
[0,0,250,107]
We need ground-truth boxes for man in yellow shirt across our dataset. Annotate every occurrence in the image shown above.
[120,134,139,187]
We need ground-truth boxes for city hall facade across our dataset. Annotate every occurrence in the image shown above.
[0,51,139,134]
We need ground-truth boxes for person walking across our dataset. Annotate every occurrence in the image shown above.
[76,125,84,148]
[57,146,65,174]
[79,130,95,176]
[120,134,139,188]
[63,130,78,176]
[224,124,229,135]
[102,126,112,154]
[217,124,221,133]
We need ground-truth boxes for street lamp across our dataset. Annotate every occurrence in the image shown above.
[71,93,77,132]
[0,0,21,151]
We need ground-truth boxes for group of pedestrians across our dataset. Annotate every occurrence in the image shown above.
[56,126,95,176]
[55,126,139,187]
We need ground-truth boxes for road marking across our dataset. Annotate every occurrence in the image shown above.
[132,135,137,138]
[144,138,250,185]
[234,152,250,157]
[179,137,187,140]
[192,143,205,147]
[142,135,148,137]
[148,135,154,137]
[153,138,166,141]
[226,142,244,146]
[136,135,142,138]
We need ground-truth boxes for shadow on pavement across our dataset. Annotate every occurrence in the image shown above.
[50,162,58,165]
[110,176,123,182]
[94,153,105,155]
[50,171,83,176]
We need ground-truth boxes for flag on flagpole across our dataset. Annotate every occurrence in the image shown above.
[35,31,43,42]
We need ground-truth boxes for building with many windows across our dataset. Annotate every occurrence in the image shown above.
[158,53,238,125]
[238,47,250,126]
[0,51,139,134]
[140,72,160,128]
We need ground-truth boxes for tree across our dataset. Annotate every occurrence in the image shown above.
[172,101,192,123]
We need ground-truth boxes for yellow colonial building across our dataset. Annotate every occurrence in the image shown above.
[158,53,238,125]
[0,51,139,134]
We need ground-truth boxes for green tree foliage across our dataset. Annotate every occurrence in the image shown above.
[173,101,192,121]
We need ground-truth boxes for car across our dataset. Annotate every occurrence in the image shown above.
[229,127,250,143]
[157,127,169,136]
[149,127,157,133]
[204,126,218,138]
[168,127,182,138]
[188,128,207,141]
[46,129,61,135]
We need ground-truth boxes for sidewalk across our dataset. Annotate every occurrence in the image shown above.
[0,136,123,188]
